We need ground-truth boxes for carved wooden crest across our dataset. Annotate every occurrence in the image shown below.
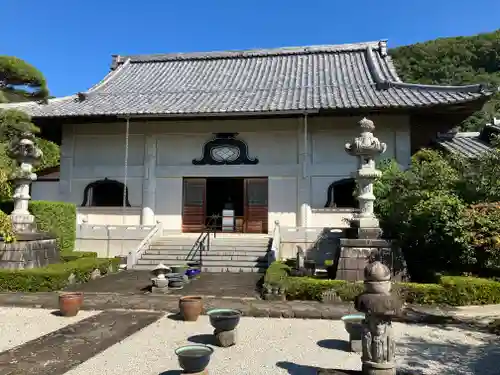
[192,133,259,165]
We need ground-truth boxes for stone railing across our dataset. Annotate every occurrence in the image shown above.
[127,220,163,269]
[269,220,281,264]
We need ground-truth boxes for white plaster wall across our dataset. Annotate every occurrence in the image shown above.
[58,114,410,230]
[268,177,297,229]
[31,181,61,202]
[310,210,354,228]
[76,207,142,225]
[155,177,183,230]
[308,115,410,210]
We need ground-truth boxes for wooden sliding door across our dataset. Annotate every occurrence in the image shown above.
[182,178,206,232]
[244,178,268,234]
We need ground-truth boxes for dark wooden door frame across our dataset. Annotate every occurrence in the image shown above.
[182,178,206,233]
[244,177,269,234]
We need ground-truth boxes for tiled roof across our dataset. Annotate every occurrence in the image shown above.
[1,40,492,118]
[435,119,500,158]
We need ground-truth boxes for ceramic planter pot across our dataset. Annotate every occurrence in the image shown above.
[175,344,213,373]
[207,308,241,331]
[171,265,187,274]
[341,314,365,339]
[179,296,203,321]
[59,292,84,317]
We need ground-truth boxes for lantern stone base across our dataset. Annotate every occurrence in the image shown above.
[151,277,170,294]
[334,239,392,282]
[0,233,58,269]
[362,361,396,375]
[346,216,382,239]
[10,212,36,234]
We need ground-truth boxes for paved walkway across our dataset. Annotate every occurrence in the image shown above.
[0,306,498,375]
[1,291,500,328]
[64,271,262,298]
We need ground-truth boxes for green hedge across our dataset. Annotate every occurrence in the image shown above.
[29,201,76,253]
[0,200,76,252]
[265,261,500,306]
[60,251,98,262]
[0,257,120,292]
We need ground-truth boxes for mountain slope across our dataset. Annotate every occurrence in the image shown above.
[391,29,500,130]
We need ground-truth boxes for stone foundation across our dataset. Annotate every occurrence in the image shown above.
[334,238,406,282]
[0,233,59,269]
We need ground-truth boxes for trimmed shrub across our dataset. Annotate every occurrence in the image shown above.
[264,261,500,306]
[60,251,98,262]
[29,201,76,252]
[0,257,120,292]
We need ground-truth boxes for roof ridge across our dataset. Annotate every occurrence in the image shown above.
[113,40,386,64]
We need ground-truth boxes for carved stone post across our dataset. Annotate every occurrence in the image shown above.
[355,261,402,375]
[345,118,387,239]
[7,132,43,233]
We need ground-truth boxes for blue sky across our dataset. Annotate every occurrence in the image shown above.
[2,0,499,97]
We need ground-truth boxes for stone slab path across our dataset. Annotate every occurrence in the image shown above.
[0,307,498,375]
[63,271,262,298]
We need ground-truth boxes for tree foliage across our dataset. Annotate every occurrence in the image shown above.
[375,149,500,282]
[390,29,500,131]
[0,57,59,241]
[0,56,48,103]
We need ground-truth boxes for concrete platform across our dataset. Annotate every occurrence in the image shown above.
[64,270,262,299]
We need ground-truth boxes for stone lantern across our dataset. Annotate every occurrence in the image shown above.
[151,263,171,292]
[345,118,387,239]
[7,131,43,233]
[354,261,402,375]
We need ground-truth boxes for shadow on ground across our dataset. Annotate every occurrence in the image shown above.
[397,330,500,374]
[316,339,349,352]
[188,334,216,345]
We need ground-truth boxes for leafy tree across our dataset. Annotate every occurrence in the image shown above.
[0,56,48,103]
[0,57,56,241]
[391,29,500,131]
[375,147,500,281]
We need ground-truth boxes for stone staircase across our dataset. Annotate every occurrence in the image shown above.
[132,233,271,273]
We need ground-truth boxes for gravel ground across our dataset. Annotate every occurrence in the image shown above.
[62,315,500,375]
[0,307,99,352]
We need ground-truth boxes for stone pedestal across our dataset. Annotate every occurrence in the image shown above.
[214,328,236,347]
[354,262,402,375]
[334,238,392,282]
[151,275,170,294]
[0,234,58,269]
[350,337,362,353]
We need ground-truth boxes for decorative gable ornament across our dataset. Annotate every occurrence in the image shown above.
[192,133,259,165]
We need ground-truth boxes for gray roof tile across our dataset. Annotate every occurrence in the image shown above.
[435,122,500,158]
[1,40,492,118]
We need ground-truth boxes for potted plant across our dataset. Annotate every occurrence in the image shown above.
[175,344,213,373]
[179,296,203,321]
[171,265,187,274]
[207,308,242,331]
[58,292,84,317]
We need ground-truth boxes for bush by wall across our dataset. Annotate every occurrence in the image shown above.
[0,257,119,292]
[0,200,77,252]
[264,261,500,306]
[29,201,76,252]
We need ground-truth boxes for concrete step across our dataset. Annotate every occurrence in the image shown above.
[140,254,266,262]
[152,240,270,248]
[136,258,267,268]
[144,249,268,257]
[132,263,266,273]
[148,244,269,251]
